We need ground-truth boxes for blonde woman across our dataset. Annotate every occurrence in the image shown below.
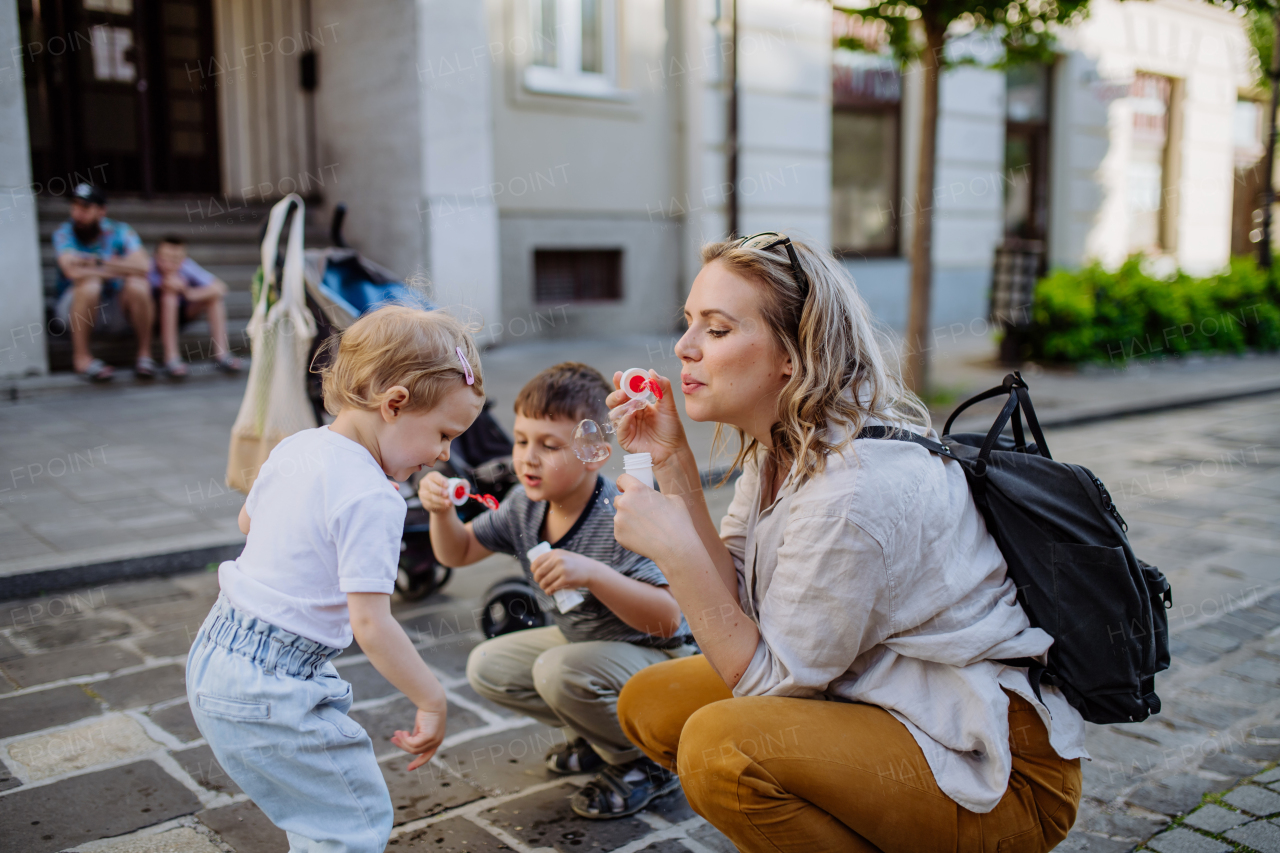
[608,233,1086,851]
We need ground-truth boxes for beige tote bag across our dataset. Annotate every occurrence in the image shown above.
[226,194,318,493]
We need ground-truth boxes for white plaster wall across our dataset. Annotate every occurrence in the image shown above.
[0,0,47,377]
[735,0,831,246]
[418,0,501,331]
[1051,0,1254,273]
[312,0,423,278]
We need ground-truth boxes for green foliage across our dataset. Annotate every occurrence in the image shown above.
[833,0,1091,68]
[1021,257,1280,363]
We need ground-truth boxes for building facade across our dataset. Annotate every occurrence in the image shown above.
[0,0,1260,377]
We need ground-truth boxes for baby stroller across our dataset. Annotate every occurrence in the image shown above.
[259,200,520,601]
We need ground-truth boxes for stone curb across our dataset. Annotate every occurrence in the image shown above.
[0,543,242,602]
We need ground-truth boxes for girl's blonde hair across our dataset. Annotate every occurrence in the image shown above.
[701,235,929,482]
[318,305,484,415]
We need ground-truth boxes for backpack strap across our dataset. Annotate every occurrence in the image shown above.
[855,426,961,462]
[942,373,1026,436]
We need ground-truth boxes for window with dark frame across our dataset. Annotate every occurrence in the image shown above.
[831,16,901,257]
[534,249,622,303]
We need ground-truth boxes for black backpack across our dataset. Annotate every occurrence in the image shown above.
[858,373,1172,725]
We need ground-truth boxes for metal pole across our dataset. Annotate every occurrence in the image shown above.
[1260,11,1280,268]
[726,0,739,238]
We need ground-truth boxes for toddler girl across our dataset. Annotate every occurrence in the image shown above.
[186,306,486,852]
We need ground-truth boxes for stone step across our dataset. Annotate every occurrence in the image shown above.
[44,317,254,371]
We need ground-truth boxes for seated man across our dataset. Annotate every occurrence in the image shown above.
[150,235,242,377]
[53,183,155,381]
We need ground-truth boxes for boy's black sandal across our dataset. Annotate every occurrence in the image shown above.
[569,758,679,820]
[545,737,604,775]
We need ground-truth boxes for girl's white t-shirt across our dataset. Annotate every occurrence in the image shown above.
[219,426,406,649]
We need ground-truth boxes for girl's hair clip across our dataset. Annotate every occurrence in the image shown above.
[456,347,475,385]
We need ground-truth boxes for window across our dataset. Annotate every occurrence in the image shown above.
[1003,63,1052,242]
[1126,73,1174,254]
[534,250,622,303]
[831,47,901,255]
[525,0,620,98]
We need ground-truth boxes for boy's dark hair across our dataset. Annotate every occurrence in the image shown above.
[514,362,611,427]
[159,234,186,247]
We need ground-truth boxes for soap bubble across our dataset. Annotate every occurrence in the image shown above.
[573,419,611,463]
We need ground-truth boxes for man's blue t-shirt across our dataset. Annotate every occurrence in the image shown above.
[52,218,144,296]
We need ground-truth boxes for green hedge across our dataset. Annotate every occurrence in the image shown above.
[1020,257,1280,364]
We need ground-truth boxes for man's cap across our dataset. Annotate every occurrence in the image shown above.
[71,183,106,206]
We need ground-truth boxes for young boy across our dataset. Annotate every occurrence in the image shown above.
[419,362,696,820]
[149,234,241,377]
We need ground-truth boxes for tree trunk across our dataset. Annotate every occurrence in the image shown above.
[1260,12,1280,269]
[903,21,946,394]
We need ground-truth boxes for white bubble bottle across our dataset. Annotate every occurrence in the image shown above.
[526,541,584,612]
[622,452,654,489]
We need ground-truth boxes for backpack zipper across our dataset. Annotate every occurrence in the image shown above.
[1091,476,1128,532]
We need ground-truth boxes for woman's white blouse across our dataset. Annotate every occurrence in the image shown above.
[720,428,1089,813]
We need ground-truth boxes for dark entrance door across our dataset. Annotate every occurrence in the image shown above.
[19,0,221,196]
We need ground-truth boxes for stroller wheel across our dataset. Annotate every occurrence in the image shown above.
[396,561,452,602]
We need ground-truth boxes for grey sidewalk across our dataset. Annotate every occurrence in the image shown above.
[0,393,1277,852]
[2,333,1279,593]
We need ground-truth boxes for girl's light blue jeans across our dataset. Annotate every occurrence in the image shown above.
[186,594,393,853]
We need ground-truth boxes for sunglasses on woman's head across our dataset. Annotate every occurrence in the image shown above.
[735,232,811,301]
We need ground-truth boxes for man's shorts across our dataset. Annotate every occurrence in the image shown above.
[54,287,133,337]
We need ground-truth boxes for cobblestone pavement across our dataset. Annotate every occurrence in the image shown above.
[0,394,1277,852]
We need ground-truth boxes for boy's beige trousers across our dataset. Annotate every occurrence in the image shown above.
[465,626,694,765]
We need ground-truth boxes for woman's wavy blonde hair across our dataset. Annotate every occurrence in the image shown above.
[701,234,929,482]
[318,305,484,415]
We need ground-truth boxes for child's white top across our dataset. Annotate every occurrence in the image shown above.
[219,426,406,649]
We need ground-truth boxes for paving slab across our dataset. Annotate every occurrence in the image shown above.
[1223,784,1280,816]
[352,696,486,753]
[0,642,144,687]
[6,713,161,780]
[172,743,240,795]
[0,683,101,737]
[420,634,485,681]
[1228,656,1280,685]
[1126,774,1219,816]
[1075,801,1170,840]
[1197,752,1260,783]
[8,614,135,650]
[1257,767,1280,784]
[1190,674,1280,706]
[0,756,20,791]
[69,826,225,853]
[435,724,569,798]
[0,760,202,853]
[147,701,201,743]
[135,627,196,659]
[1052,831,1136,853]
[90,663,187,709]
[197,800,288,852]
[479,781,656,852]
[637,841,695,853]
[1225,818,1280,853]
[1181,804,1251,833]
[387,816,515,852]
[337,659,398,702]
[686,821,737,853]
[382,753,487,825]
[1145,827,1232,852]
